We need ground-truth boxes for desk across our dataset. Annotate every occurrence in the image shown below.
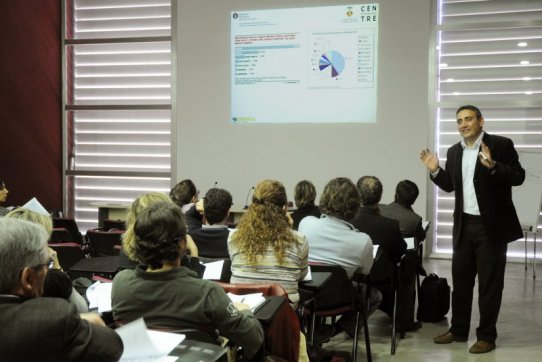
[299,271,332,292]
[67,255,119,280]
[253,295,287,324]
[90,202,129,227]
[170,339,227,362]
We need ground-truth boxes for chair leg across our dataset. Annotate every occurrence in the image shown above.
[391,287,397,355]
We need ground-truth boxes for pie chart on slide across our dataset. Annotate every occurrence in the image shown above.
[318,50,345,78]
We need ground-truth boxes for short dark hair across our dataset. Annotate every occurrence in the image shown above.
[134,201,187,269]
[294,180,317,208]
[204,188,232,225]
[456,105,482,119]
[0,178,5,189]
[170,179,197,207]
[357,176,382,207]
[319,177,360,221]
[394,180,419,207]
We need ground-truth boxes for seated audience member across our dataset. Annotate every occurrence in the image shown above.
[380,179,426,242]
[188,188,232,259]
[0,218,123,361]
[298,177,381,322]
[0,178,10,216]
[6,207,88,313]
[228,179,308,307]
[170,179,199,212]
[290,180,321,230]
[112,202,263,358]
[119,192,202,276]
[351,176,407,278]
[351,176,419,332]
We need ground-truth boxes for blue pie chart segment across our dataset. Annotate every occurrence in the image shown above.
[318,50,345,78]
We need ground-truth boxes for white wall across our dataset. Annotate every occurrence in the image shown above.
[175,0,432,217]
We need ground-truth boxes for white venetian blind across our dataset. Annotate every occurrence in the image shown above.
[63,0,172,231]
[433,0,542,258]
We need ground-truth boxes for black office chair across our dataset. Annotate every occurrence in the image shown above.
[299,264,372,362]
[50,228,75,243]
[86,229,123,257]
[49,242,86,269]
[103,219,126,231]
[53,218,84,245]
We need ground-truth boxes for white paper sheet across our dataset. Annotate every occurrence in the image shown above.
[202,260,224,280]
[86,281,113,313]
[22,197,49,216]
[227,292,266,311]
[116,318,185,362]
[405,237,416,250]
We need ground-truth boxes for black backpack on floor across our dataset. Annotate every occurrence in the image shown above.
[417,273,450,322]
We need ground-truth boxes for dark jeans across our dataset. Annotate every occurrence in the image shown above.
[450,214,508,343]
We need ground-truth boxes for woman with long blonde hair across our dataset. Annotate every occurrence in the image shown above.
[119,192,200,274]
[228,179,308,305]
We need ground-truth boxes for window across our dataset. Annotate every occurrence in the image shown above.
[433,0,542,258]
[63,0,173,231]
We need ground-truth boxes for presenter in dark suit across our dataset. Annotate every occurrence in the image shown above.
[420,105,525,354]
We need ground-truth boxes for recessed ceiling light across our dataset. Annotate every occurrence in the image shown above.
[517,42,528,47]
[520,60,530,65]
[525,91,533,95]
[453,92,460,95]
[440,63,448,68]
[523,77,531,81]
[446,78,455,82]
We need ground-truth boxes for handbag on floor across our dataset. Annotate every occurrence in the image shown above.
[417,273,450,322]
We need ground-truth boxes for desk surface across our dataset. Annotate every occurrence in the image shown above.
[299,271,332,292]
[253,295,287,324]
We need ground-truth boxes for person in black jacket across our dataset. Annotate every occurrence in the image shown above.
[0,218,123,362]
[350,176,420,333]
[421,105,525,353]
[290,180,321,230]
[188,188,233,259]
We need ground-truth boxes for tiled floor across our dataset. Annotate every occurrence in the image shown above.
[320,258,542,361]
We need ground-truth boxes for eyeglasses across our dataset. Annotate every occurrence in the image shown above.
[32,258,55,270]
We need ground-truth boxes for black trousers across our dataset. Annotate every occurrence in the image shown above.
[450,214,507,343]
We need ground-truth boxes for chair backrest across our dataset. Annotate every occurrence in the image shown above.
[53,218,84,244]
[303,263,353,310]
[215,282,299,362]
[49,243,86,269]
[87,229,123,257]
[103,219,126,231]
[50,228,75,243]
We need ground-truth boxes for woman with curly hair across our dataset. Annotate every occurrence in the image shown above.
[228,179,308,306]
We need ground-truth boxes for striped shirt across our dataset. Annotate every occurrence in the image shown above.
[228,229,309,304]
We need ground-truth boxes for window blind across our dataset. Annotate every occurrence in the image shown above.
[434,0,542,258]
[63,0,172,231]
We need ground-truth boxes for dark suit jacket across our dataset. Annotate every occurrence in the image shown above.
[351,207,407,281]
[380,202,426,242]
[189,226,230,259]
[0,295,123,362]
[432,132,525,246]
[291,205,321,230]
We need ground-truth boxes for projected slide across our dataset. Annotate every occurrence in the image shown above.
[231,4,378,124]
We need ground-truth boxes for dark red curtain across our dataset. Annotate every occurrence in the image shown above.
[0,0,62,212]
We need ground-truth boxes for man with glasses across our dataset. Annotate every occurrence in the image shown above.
[0,218,123,361]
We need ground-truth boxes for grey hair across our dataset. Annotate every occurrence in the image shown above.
[0,218,49,294]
